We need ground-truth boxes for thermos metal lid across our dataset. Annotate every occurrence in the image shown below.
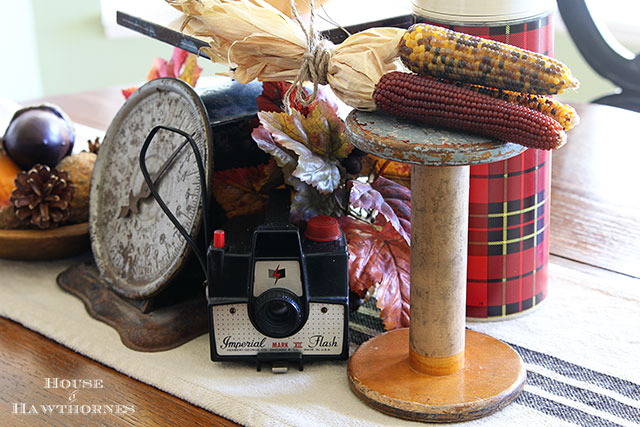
[412,0,555,25]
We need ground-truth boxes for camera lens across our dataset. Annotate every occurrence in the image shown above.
[252,289,304,338]
[267,301,290,319]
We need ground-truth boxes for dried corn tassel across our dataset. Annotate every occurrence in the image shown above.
[374,72,567,150]
[458,84,579,130]
[400,23,579,95]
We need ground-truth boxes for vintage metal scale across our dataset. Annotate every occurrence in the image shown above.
[58,77,264,351]
[91,78,213,301]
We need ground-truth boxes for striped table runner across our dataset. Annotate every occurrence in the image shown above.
[1,256,637,426]
[350,258,640,426]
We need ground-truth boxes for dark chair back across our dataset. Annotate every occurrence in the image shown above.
[558,0,640,111]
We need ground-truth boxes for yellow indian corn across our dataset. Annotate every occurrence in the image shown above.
[461,84,579,131]
[400,23,580,95]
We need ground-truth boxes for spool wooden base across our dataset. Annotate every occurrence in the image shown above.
[348,328,526,423]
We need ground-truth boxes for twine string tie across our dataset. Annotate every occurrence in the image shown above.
[284,0,335,113]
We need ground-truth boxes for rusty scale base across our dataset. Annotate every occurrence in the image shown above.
[345,110,527,422]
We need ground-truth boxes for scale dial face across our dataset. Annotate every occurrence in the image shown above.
[89,78,212,299]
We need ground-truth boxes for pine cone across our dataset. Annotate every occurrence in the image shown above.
[10,164,75,229]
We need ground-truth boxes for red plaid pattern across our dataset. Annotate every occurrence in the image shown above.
[418,15,554,318]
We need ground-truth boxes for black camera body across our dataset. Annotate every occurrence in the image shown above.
[206,191,349,371]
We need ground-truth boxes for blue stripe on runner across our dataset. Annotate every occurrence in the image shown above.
[526,371,640,423]
[517,391,624,427]
[508,342,640,400]
[349,329,375,346]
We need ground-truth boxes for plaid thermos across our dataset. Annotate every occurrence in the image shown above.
[412,0,556,319]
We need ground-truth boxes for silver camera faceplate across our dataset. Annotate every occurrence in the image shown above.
[213,303,345,356]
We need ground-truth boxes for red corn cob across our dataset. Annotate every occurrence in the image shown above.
[460,83,579,131]
[373,72,567,150]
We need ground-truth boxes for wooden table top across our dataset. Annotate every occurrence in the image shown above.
[1,88,639,426]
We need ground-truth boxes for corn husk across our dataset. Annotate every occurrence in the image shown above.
[263,0,330,18]
[168,0,404,110]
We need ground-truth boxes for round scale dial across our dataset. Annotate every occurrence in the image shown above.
[90,78,212,299]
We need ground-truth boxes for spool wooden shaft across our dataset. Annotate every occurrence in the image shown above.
[409,165,470,375]
[346,110,526,421]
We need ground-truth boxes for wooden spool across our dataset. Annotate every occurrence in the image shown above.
[345,111,528,422]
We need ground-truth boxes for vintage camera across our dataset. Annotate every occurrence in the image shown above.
[206,190,349,372]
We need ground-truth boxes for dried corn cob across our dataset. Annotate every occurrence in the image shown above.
[373,72,566,150]
[400,23,579,95]
[459,83,579,130]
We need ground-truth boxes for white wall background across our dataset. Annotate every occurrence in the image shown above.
[0,0,42,100]
[0,0,638,104]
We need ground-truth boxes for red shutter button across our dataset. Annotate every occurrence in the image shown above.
[213,230,225,248]
[304,216,341,242]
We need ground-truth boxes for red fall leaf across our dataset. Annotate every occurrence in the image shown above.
[348,177,411,245]
[123,47,202,99]
[339,217,410,330]
[371,156,412,189]
[256,81,316,116]
[371,177,411,233]
[213,161,282,218]
[121,87,138,100]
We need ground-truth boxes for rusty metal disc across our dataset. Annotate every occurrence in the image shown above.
[89,78,213,300]
[345,110,527,166]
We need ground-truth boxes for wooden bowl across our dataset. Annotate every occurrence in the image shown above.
[0,223,90,260]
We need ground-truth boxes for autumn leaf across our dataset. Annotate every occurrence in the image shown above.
[178,52,202,87]
[213,161,282,218]
[339,217,410,330]
[315,84,350,120]
[290,182,346,225]
[341,177,412,329]
[305,101,352,159]
[372,156,412,189]
[257,106,347,194]
[256,81,284,113]
[371,177,411,233]
[258,110,308,154]
[293,155,342,195]
[147,48,202,82]
[257,98,352,161]
[252,126,346,223]
[147,57,169,81]
[251,125,297,177]
[168,47,189,77]
[121,87,138,99]
[349,177,411,245]
[124,47,202,99]
[256,81,315,115]
[252,85,353,222]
